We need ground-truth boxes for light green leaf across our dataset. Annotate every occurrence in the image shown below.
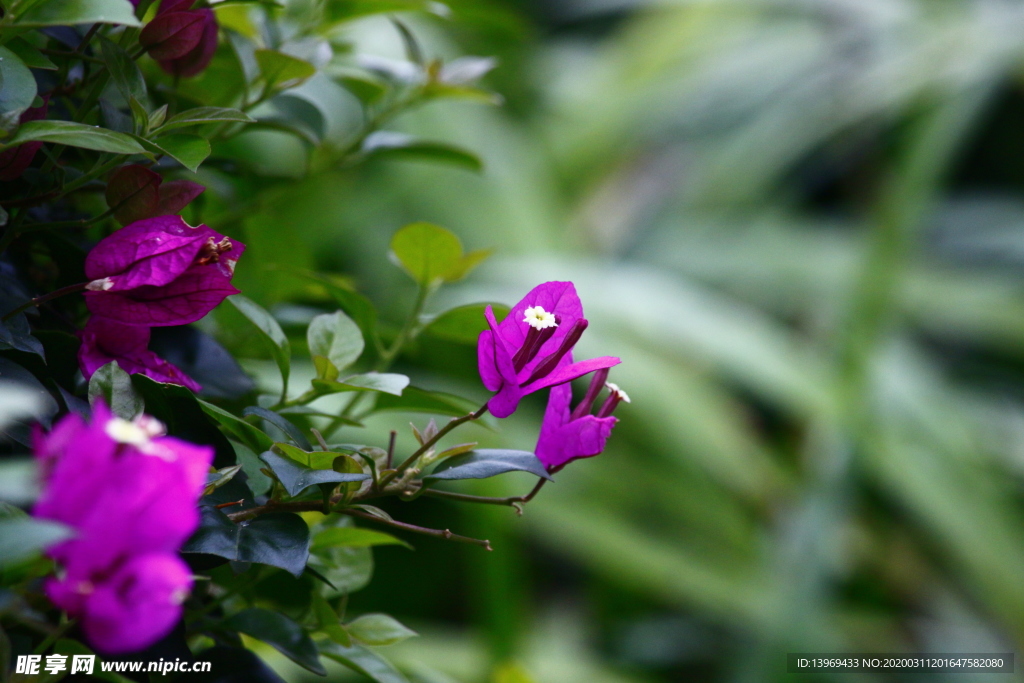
[3,121,146,154]
[362,131,482,172]
[422,303,508,344]
[388,222,488,287]
[14,0,142,27]
[0,517,74,569]
[312,372,409,397]
[256,49,316,92]
[318,640,409,683]
[312,527,411,550]
[345,613,417,646]
[308,310,364,379]
[156,106,254,133]
[136,133,210,172]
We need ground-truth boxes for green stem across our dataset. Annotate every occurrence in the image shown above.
[379,402,489,488]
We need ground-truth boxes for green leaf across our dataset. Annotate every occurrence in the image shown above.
[244,406,312,450]
[308,310,364,379]
[3,121,146,154]
[234,441,273,495]
[260,450,368,497]
[424,449,552,482]
[346,613,417,646]
[204,464,242,496]
[6,39,57,71]
[14,0,141,28]
[157,106,255,133]
[183,506,310,577]
[318,640,409,683]
[0,47,37,118]
[226,295,290,395]
[132,376,235,466]
[0,518,73,569]
[100,38,146,105]
[226,608,326,676]
[88,361,144,420]
[363,132,482,172]
[128,96,148,136]
[312,527,411,550]
[136,134,210,173]
[309,517,373,596]
[255,49,316,92]
[198,399,274,454]
[312,593,351,646]
[423,303,509,344]
[278,268,379,350]
[388,222,487,287]
[312,372,409,397]
[372,386,477,418]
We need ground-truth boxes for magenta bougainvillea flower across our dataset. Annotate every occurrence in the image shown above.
[0,97,49,181]
[33,404,212,653]
[78,317,201,391]
[477,281,620,418]
[535,367,629,472]
[83,215,244,326]
[141,0,218,79]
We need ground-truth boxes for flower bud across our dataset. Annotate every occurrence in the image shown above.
[140,11,206,61]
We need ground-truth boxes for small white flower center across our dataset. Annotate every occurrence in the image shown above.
[606,382,630,403]
[105,415,169,455]
[170,587,190,605]
[86,277,113,291]
[523,305,557,330]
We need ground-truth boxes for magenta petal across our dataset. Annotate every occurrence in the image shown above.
[156,180,205,215]
[85,267,239,326]
[78,317,201,391]
[534,383,617,471]
[487,383,524,419]
[82,553,192,654]
[523,355,621,393]
[499,281,585,379]
[477,330,503,392]
[85,216,209,288]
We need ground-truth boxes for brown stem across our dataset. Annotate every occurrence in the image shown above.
[386,430,396,469]
[382,402,489,486]
[421,478,548,516]
[1,282,88,322]
[341,508,492,551]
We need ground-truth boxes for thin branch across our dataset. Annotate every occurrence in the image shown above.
[341,508,492,551]
[383,403,489,485]
[420,478,548,516]
[2,282,88,322]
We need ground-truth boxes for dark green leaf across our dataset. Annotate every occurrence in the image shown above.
[131,376,236,467]
[0,281,44,358]
[224,295,290,394]
[157,106,254,133]
[363,132,482,172]
[0,358,58,445]
[14,0,142,27]
[137,134,210,172]
[88,361,144,420]
[198,399,274,454]
[243,406,312,451]
[225,608,326,676]
[312,593,351,646]
[312,527,411,550]
[373,386,478,418]
[6,39,57,71]
[312,373,409,397]
[3,121,146,154]
[318,640,409,683]
[424,449,551,482]
[422,303,509,344]
[309,517,373,596]
[100,38,146,105]
[0,47,36,120]
[345,614,417,646]
[183,507,310,577]
[260,450,368,497]
[280,269,379,350]
[204,464,242,495]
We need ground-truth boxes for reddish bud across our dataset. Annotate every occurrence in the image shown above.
[106,165,162,226]
[156,9,217,78]
[140,11,206,61]
[0,97,50,181]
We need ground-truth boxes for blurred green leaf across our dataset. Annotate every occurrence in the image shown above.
[226,295,291,395]
[13,0,141,27]
[6,39,56,71]
[256,49,316,92]
[346,613,417,646]
[137,134,210,173]
[312,527,411,550]
[312,593,351,647]
[0,518,73,569]
[156,106,254,133]
[389,222,483,287]
[226,608,326,675]
[318,640,409,683]
[372,386,477,418]
[425,450,551,482]
[0,47,36,118]
[183,507,310,577]
[363,132,482,172]
[422,303,508,344]
[100,38,146,105]
[312,372,409,397]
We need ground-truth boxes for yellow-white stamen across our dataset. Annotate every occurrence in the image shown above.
[523,305,557,330]
[105,417,151,446]
[606,382,630,403]
[105,415,173,458]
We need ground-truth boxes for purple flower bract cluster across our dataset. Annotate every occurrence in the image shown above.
[32,405,213,653]
[140,0,219,79]
[79,215,245,391]
[477,281,627,471]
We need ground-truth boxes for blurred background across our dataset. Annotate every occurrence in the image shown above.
[214,0,1024,680]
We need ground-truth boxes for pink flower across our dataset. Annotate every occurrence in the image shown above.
[33,404,212,653]
[83,215,244,327]
[141,0,218,79]
[535,368,627,472]
[0,98,49,181]
[477,281,620,418]
[78,317,201,391]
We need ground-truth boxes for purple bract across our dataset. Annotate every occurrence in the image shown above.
[78,317,201,391]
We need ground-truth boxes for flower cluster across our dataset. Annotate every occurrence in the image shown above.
[32,405,213,653]
[478,281,627,471]
[79,215,245,390]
